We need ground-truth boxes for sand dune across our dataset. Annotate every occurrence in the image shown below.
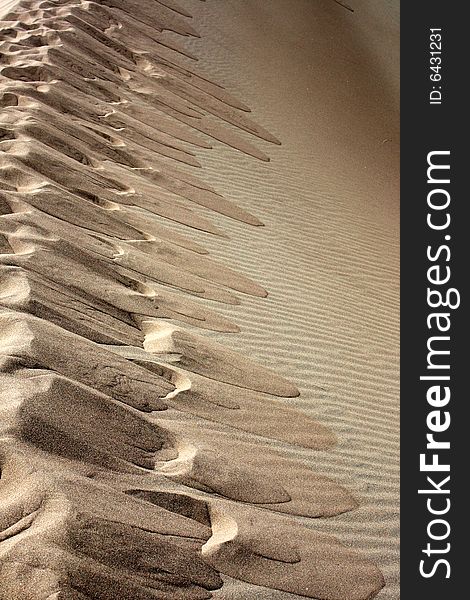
[0,0,398,598]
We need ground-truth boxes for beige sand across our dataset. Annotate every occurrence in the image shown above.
[0,0,398,598]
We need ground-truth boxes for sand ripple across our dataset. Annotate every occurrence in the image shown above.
[0,1,385,598]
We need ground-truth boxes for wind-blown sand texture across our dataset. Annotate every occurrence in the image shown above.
[0,0,399,599]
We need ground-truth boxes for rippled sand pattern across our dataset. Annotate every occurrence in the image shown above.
[0,0,398,599]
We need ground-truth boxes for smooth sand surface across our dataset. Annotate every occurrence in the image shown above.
[0,0,398,598]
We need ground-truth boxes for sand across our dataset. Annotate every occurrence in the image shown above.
[0,0,399,599]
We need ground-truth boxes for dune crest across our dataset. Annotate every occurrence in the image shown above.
[0,1,385,598]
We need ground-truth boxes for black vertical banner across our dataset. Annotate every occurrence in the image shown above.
[401,2,468,598]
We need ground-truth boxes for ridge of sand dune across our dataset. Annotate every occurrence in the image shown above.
[1,1,387,598]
